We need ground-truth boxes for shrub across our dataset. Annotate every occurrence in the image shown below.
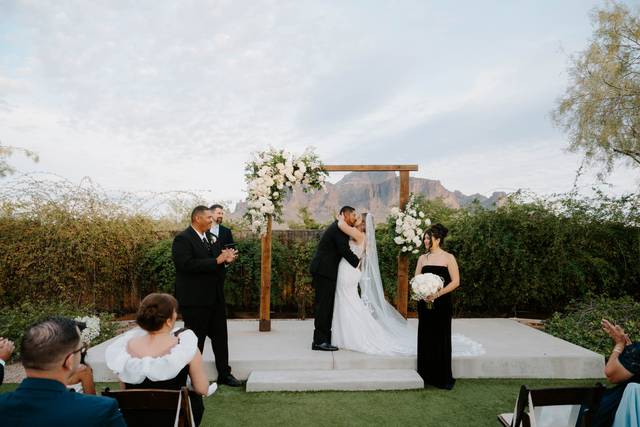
[545,295,640,356]
[0,300,118,361]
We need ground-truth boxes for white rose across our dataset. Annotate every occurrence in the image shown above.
[272,191,279,197]
[425,219,431,226]
[396,219,402,226]
[394,236,404,245]
[402,246,408,252]
[419,212,425,218]
[412,249,419,254]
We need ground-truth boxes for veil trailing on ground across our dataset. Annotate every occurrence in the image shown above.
[360,214,417,341]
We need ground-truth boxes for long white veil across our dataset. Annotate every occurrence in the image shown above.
[359,214,417,342]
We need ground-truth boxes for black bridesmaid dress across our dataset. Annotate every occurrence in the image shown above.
[417,264,455,389]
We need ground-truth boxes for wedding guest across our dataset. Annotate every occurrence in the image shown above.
[585,319,640,427]
[66,348,96,394]
[0,317,125,426]
[106,293,209,426]
[413,223,460,390]
[613,383,640,427]
[0,337,14,385]
[172,206,241,387]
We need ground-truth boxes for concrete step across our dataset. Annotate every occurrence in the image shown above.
[245,369,424,392]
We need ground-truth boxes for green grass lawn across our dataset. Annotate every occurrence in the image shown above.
[0,378,605,427]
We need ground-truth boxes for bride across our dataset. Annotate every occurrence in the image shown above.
[331,212,484,357]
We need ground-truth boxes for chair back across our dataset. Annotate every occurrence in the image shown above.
[500,383,606,427]
[102,386,195,427]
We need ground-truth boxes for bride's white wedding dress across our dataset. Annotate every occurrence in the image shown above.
[330,214,484,357]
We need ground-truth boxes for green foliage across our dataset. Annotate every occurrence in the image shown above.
[553,1,640,176]
[0,301,117,361]
[138,239,176,294]
[447,192,640,316]
[288,207,323,230]
[545,296,640,357]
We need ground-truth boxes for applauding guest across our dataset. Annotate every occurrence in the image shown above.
[106,293,209,426]
[0,337,14,385]
[172,206,240,387]
[0,317,125,427]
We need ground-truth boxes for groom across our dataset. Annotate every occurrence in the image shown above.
[310,206,361,351]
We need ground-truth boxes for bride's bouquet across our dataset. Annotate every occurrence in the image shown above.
[410,273,444,309]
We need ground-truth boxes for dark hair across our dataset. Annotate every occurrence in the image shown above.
[21,316,80,370]
[191,205,210,222]
[209,204,224,211]
[424,223,449,247]
[136,293,178,332]
[340,206,355,215]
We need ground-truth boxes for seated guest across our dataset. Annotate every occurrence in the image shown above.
[0,337,14,385]
[66,322,96,394]
[106,293,209,426]
[587,319,640,427]
[0,317,125,427]
[613,383,640,427]
[66,357,96,394]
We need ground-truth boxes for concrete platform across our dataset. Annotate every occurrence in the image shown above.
[246,369,424,392]
[87,318,605,384]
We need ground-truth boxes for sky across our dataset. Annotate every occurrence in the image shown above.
[0,0,637,208]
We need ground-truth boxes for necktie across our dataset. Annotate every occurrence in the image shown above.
[202,236,210,249]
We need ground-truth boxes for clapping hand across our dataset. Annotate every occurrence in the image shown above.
[602,319,631,346]
[0,337,15,362]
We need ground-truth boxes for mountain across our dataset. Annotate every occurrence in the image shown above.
[231,172,506,227]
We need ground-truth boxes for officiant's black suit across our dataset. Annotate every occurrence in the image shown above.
[310,221,360,345]
[172,226,232,379]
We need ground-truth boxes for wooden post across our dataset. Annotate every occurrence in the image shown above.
[396,170,410,318]
[259,215,272,331]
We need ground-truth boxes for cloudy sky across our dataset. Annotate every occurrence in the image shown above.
[0,0,637,206]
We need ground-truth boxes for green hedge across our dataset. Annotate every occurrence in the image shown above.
[545,296,640,356]
[1,192,638,318]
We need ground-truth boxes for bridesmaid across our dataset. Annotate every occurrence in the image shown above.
[414,223,460,389]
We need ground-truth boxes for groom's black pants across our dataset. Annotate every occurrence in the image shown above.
[180,303,231,379]
[312,274,337,345]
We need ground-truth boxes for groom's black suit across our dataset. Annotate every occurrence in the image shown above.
[172,226,232,379]
[310,221,360,345]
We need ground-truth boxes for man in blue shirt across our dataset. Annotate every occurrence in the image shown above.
[0,316,125,427]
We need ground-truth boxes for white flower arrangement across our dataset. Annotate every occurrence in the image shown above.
[244,147,327,235]
[74,316,101,344]
[410,273,444,308]
[390,193,431,255]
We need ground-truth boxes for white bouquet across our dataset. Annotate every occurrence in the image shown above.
[410,273,444,308]
[74,316,101,344]
[390,193,430,255]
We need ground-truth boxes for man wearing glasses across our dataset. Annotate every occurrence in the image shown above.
[0,316,125,427]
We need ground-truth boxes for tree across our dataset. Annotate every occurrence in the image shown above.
[287,207,322,229]
[0,144,38,177]
[553,2,640,178]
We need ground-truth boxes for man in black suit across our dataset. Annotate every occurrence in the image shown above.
[310,206,360,351]
[172,205,241,387]
[0,337,14,385]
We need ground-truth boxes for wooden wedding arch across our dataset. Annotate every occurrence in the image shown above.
[259,164,419,332]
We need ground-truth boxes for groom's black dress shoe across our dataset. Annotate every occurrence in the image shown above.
[218,374,242,387]
[312,342,339,351]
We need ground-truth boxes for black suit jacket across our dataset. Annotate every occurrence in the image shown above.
[172,226,225,308]
[310,221,360,281]
[209,224,234,282]
[0,363,4,385]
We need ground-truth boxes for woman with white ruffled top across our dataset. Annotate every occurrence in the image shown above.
[105,293,209,425]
